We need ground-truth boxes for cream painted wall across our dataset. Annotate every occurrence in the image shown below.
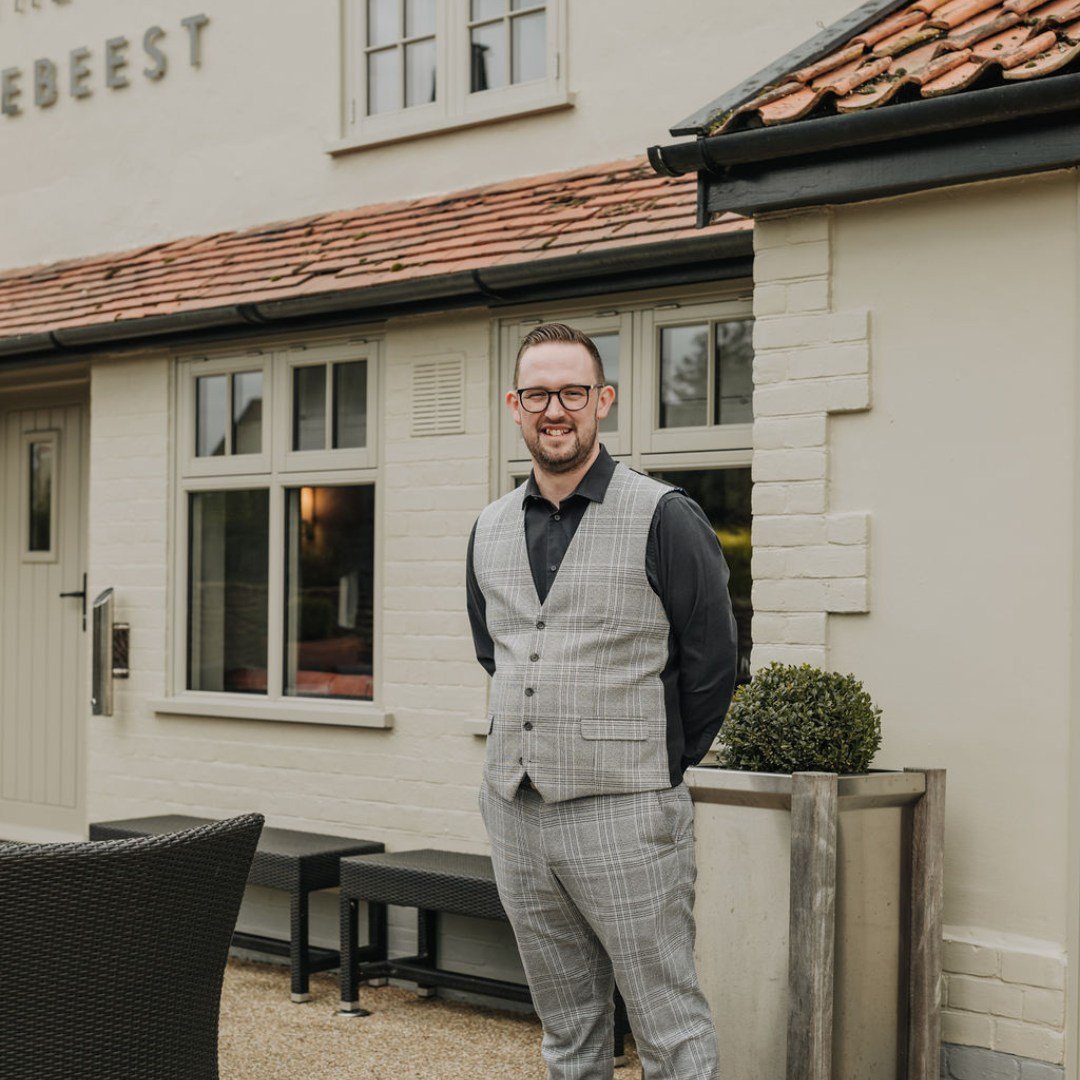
[828,171,1078,944]
[0,0,853,269]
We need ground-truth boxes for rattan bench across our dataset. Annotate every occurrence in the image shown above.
[338,848,630,1064]
[90,814,383,1002]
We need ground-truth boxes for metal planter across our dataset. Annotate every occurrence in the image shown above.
[686,767,945,1080]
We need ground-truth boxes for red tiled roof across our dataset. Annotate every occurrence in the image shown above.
[0,158,747,341]
[711,0,1080,133]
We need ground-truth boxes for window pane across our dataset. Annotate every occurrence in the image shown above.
[187,490,269,694]
[659,324,708,428]
[649,468,753,685]
[511,0,544,8]
[715,319,754,425]
[511,10,546,83]
[293,365,327,451]
[367,47,403,115]
[471,0,505,20]
[232,371,263,456]
[285,485,375,701]
[334,361,368,449]
[594,332,619,435]
[28,441,52,552]
[196,374,227,457]
[406,0,435,37]
[471,22,507,91]
[368,0,401,47]
[405,38,436,107]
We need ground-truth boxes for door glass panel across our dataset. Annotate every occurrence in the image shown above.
[293,365,327,451]
[714,319,754,426]
[368,47,402,114]
[28,441,53,552]
[196,374,227,456]
[334,361,368,449]
[285,485,375,700]
[405,38,436,107]
[594,333,619,435]
[471,22,506,91]
[511,9,546,83]
[187,489,269,694]
[649,467,754,685]
[232,371,263,455]
[659,324,709,428]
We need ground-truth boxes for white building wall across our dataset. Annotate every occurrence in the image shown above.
[750,171,1079,1068]
[0,0,855,269]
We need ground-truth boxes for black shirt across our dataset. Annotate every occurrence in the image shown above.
[466,445,739,784]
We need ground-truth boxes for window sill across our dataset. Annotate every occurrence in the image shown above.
[462,718,490,737]
[150,695,394,730]
[328,90,574,155]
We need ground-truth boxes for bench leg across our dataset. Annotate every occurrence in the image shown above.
[415,908,439,998]
[290,890,312,1003]
[613,988,630,1068]
[338,895,370,1016]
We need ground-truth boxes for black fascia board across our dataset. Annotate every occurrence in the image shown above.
[653,70,1080,178]
[0,231,753,365]
[669,0,910,137]
[701,106,1080,217]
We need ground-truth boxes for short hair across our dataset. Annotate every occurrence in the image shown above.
[513,322,605,387]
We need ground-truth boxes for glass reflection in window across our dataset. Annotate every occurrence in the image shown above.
[196,375,227,457]
[470,1,545,92]
[285,485,375,700]
[187,490,269,694]
[293,366,327,451]
[715,320,754,426]
[334,361,368,449]
[594,332,619,435]
[649,467,753,685]
[659,324,709,428]
[232,371,263,455]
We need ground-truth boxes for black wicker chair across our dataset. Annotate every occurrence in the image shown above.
[0,813,264,1080]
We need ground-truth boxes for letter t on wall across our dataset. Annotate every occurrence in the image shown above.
[181,14,210,68]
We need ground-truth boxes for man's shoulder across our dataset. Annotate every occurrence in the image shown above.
[611,463,684,504]
[476,481,528,530]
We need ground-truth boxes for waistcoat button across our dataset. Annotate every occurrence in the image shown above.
[536,620,545,629]
[529,653,539,662]
[524,687,535,697]
[553,514,561,521]
[523,721,534,731]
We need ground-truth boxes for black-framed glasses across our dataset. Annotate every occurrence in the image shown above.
[516,384,604,413]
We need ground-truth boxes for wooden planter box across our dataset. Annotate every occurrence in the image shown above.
[685,767,945,1080]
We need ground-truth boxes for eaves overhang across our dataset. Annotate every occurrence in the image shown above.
[651,69,1080,218]
[0,231,754,368]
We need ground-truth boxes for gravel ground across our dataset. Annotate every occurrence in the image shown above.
[219,959,643,1080]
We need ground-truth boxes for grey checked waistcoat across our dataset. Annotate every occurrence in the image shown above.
[473,463,672,803]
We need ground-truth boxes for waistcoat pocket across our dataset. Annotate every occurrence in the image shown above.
[580,718,649,741]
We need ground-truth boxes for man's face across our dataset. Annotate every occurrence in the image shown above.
[507,341,615,473]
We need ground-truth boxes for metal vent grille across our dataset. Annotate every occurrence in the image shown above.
[411,357,465,437]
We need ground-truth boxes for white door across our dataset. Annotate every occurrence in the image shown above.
[0,402,88,838]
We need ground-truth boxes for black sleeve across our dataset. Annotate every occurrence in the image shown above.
[466,521,496,677]
[649,491,739,770]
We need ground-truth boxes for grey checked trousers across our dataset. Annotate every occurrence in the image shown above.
[479,780,719,1080]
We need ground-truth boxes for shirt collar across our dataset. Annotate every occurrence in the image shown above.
[522,444,616,509]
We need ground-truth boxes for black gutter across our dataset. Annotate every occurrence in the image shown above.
[0,230,753,364]
[669,0,910,137]
[651,70,1080,178]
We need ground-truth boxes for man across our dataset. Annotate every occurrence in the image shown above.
[466,322,738,1079]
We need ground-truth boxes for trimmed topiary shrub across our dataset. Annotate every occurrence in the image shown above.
[718,662,882,774]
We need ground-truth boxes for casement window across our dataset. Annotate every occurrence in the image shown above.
[337,0,569,151]
[168,341,385,726]
[499,291,755,683]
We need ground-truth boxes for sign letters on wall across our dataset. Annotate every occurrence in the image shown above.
[2,11,210,117]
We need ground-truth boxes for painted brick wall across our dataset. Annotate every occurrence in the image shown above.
[85,318,525,984]
[753,211,1067,1071]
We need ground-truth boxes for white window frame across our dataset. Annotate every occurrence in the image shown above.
[20,428,60,563]
[158,336,389,730]
[334,0,570,153]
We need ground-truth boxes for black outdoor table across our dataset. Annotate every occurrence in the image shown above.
[89,814,384,1001]
[338,848,630,1063]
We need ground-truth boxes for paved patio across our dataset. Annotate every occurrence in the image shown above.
[219,959,644,1079]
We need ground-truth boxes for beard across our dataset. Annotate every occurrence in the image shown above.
[523,420,596,474]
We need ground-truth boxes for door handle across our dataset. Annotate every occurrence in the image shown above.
[60,572,87,630]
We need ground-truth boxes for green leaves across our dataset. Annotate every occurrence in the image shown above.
[718,662,882,774]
